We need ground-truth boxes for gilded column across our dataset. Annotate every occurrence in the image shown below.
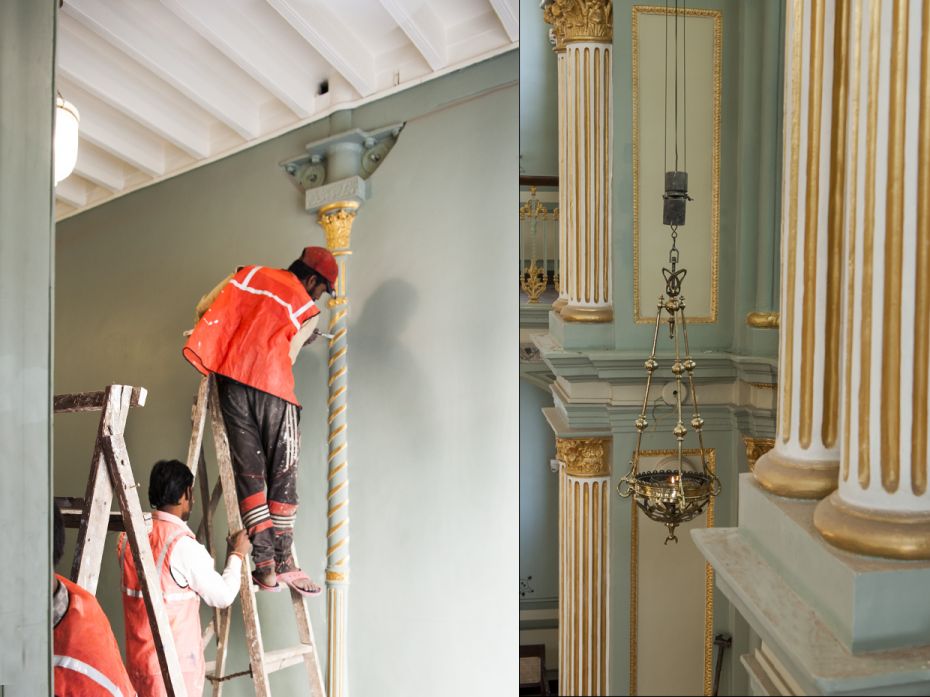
[754,0,848,498]
[814,0,930,560]
[283,124,401,697]
[544,1,613,322]
[318,201,357,697]
[556,437,610,696]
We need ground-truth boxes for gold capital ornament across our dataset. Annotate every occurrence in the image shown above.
[557,437,611,477]
[742,437,775,472]
[318,200,359,251]
[544,0,613,47]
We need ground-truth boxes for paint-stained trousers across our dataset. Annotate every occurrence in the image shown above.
[216,375,300,571]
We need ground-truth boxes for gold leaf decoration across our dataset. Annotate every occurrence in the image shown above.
[543,0,613,47]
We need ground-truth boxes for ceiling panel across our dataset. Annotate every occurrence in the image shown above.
[54,0,517,219]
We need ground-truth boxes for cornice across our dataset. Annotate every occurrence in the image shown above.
[532,333,778,386]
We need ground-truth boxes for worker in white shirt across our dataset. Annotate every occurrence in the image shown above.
[117,458,252,696]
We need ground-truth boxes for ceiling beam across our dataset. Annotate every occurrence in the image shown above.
[55,177,90,208]
[488,0,518,42]
[159,0,317,118]
[266,0,375,97]
[58,21,212,159]
[377,0,447,70]
[63,0,261,140]
[59,84,167,178]
[73,142,125,193]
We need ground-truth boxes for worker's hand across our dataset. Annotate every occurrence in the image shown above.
[227,530,252,557]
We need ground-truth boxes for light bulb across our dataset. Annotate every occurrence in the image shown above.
[54,95,80,185]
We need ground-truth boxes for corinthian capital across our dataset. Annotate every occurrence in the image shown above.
[318,201,359,252]
[557,437,611,477]
[543,0,613,46]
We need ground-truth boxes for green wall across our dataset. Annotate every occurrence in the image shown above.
[54,52,518,697]
[519,381,558,606]
[0,2,55,694]
[610,0,782,356]
[520,0,558,177]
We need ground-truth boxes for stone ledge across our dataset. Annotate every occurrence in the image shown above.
[739,474,930,653]
[693,527,930,696]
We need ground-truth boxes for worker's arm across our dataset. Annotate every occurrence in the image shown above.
[289,312,321,363]
[194,269,239,322]
[168,536,242,609]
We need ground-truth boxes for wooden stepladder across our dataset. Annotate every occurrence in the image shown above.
[54,384,189,697]
[186,374,326,697]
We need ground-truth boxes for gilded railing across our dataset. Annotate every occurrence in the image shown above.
[520,185,559,303]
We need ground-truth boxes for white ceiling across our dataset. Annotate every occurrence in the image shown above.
[54,0,518,220]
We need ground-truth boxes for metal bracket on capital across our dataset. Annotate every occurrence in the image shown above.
[280,122,405,215]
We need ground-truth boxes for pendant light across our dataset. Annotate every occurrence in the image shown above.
[616,0,719,544]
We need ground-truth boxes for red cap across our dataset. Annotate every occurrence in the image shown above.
[300,246,338,291]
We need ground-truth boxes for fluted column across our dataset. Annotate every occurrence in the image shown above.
[754,0,847,498]
[814,0,930,560]
[544,1,613,322]
[556,437,610,696]
[554,45,569,312]
[318,201,357,697]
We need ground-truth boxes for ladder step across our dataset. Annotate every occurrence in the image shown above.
[204,644,315,679]
[55,497,151,532]
[264,645,316,674]
[54,387,147,413]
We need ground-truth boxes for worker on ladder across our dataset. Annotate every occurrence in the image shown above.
[183,247,337,597]
[118,459,252,696]
[52,502,136,697]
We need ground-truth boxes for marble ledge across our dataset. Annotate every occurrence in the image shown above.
[693,528,930,696]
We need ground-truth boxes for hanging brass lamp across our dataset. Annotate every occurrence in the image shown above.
[617,2,719,544]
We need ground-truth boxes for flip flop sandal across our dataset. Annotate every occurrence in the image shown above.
[276,570,322,598]
[252,570,283,592]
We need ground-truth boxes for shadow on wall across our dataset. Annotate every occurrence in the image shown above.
[341,276,453,639]
[348,276,437,464]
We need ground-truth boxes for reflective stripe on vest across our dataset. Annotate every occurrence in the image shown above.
[53,654,123,697]
[120,528,192,603]
[183,265,318,405]
[230,265,314,330]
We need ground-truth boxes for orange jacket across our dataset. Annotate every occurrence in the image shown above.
[118,516,201,697]
[183,265,320,405]
[53,574,136,697]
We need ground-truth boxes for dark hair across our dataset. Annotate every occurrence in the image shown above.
[53,501,65,567]
[288,259,331,293]
[148,459,194,509]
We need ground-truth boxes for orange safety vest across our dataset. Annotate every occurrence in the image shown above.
[53,574,136,697]
[183,265,320,405]
[118,514,202,697]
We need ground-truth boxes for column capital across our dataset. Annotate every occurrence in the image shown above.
[543,0,613,46]
[281,122,404,213]
[556,436,611,477]
[318,201,359,252]
[742,436,775,472]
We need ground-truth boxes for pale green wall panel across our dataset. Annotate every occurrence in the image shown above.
[54,53,517,697]
[0,1,55,694]
[520,0,559,177]
[611,0,782,355]
[519,380,558,605]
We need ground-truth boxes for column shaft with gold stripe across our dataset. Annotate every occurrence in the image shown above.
[754,0,846,498]
[554,45,569,312]
[544,1,613,323]
[814,0,930,560]
[556,437,610,696]
[318,200,357,697]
